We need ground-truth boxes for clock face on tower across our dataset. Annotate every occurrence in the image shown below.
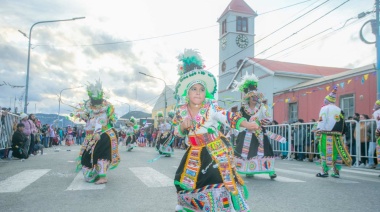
[221,37,227,49]
[236,34,248,48]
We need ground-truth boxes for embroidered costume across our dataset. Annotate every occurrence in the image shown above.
[173,49,250,212]
[158,111,175,156]
[316,86,351,178]
[372,100,380,174]
[65,126,74,146]
[232,72,278,179]
[75,80,120,183]
[125,117,138,151]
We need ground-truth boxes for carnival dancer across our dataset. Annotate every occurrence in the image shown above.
[315,86,352,178]
[156,111,170,153]
[232,72,278,179]
[371,100,380,175]
[158,110,176,157]
[65,125,74,146]
[75,80,120,184]
[172,49,258,212]
[125,117,138,151]
[137,127,146,147]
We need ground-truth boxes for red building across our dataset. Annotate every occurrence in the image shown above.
[273,64,376,123]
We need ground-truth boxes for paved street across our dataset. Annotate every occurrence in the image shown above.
[1,145,379,212]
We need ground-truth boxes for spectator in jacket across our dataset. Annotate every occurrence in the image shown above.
[20,113,36,156]
[12,123,28,159]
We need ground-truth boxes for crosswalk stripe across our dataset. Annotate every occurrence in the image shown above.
[340,169,380,176]
[295,168,379,183]
[253,174,305,182]
[275,168,315,177]
[66,172,105,191]
[0,169,51,193]
[129,167,173,187]
[276,168,360,183]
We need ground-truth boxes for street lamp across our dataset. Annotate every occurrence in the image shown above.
[19,17,85,113]
[138,72,167,119]
[57,86,84,128]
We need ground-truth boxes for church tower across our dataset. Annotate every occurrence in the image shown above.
[217,0,257,107]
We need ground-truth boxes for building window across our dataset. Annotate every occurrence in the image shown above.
[340,94,354,118]
[237,59,243,69]
[288,102,298,123]
[236,16,248,32]
[222,19,227,34]
[221,62,226,72]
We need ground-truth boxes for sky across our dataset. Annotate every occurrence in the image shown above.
[0,0,377,117]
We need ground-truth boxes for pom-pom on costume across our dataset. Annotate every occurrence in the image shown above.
[173,49,250,212]
[75,80,120,183]
[232,72,279,179]
[316,86,352,178]
[372,100,380,170]
[125,117,139,151]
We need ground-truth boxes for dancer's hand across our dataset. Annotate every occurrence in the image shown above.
[180,117,193,133]
[241,121,259,131]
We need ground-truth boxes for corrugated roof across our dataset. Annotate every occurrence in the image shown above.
[219,0,256,20]
[250,58,348,77]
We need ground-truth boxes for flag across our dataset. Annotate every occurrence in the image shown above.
[326,86,330,91]
[340,82,345,88]
[347,79,352,84]
[364,74,369,80]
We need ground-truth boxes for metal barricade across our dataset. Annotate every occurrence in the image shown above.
[0,112,20,150]
[266,124,291,158]
[356,119,377,168]
[345,120,359,167]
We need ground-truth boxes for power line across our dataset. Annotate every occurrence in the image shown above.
[256,0,330,43]
[256,0,351,57]
[28,0,315,48]
[259,0,315,15]
[221,9,368,74]
[207,0,332,71]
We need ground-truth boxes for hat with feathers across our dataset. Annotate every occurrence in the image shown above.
[233,72,263,102]
[174,49,216,100]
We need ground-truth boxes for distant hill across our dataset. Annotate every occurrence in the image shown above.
[35,113,76,127]
[120,111,151,119]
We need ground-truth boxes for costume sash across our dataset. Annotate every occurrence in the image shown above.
[106,130,120,169]
[180,146,202,190]
[241,131,252,159]
[266,130,287,143]
[325,135,333,167]
[205,139,238,195]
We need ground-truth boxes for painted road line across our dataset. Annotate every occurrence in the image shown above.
[275,168,315,178]
[0,169,51,193]
[253,174,305,182]
[66,172,105,191]
[296,168,380,183]
[340,169,380,176]
[277,168,359,183]
[129,167,173,187]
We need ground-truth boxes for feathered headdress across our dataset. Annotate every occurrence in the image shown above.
[168,110,175,119]
[233,72,259,93]
[174,49,217,100]
[157,111,164,118]
[177,49,204,75]
[87,79,104,105]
